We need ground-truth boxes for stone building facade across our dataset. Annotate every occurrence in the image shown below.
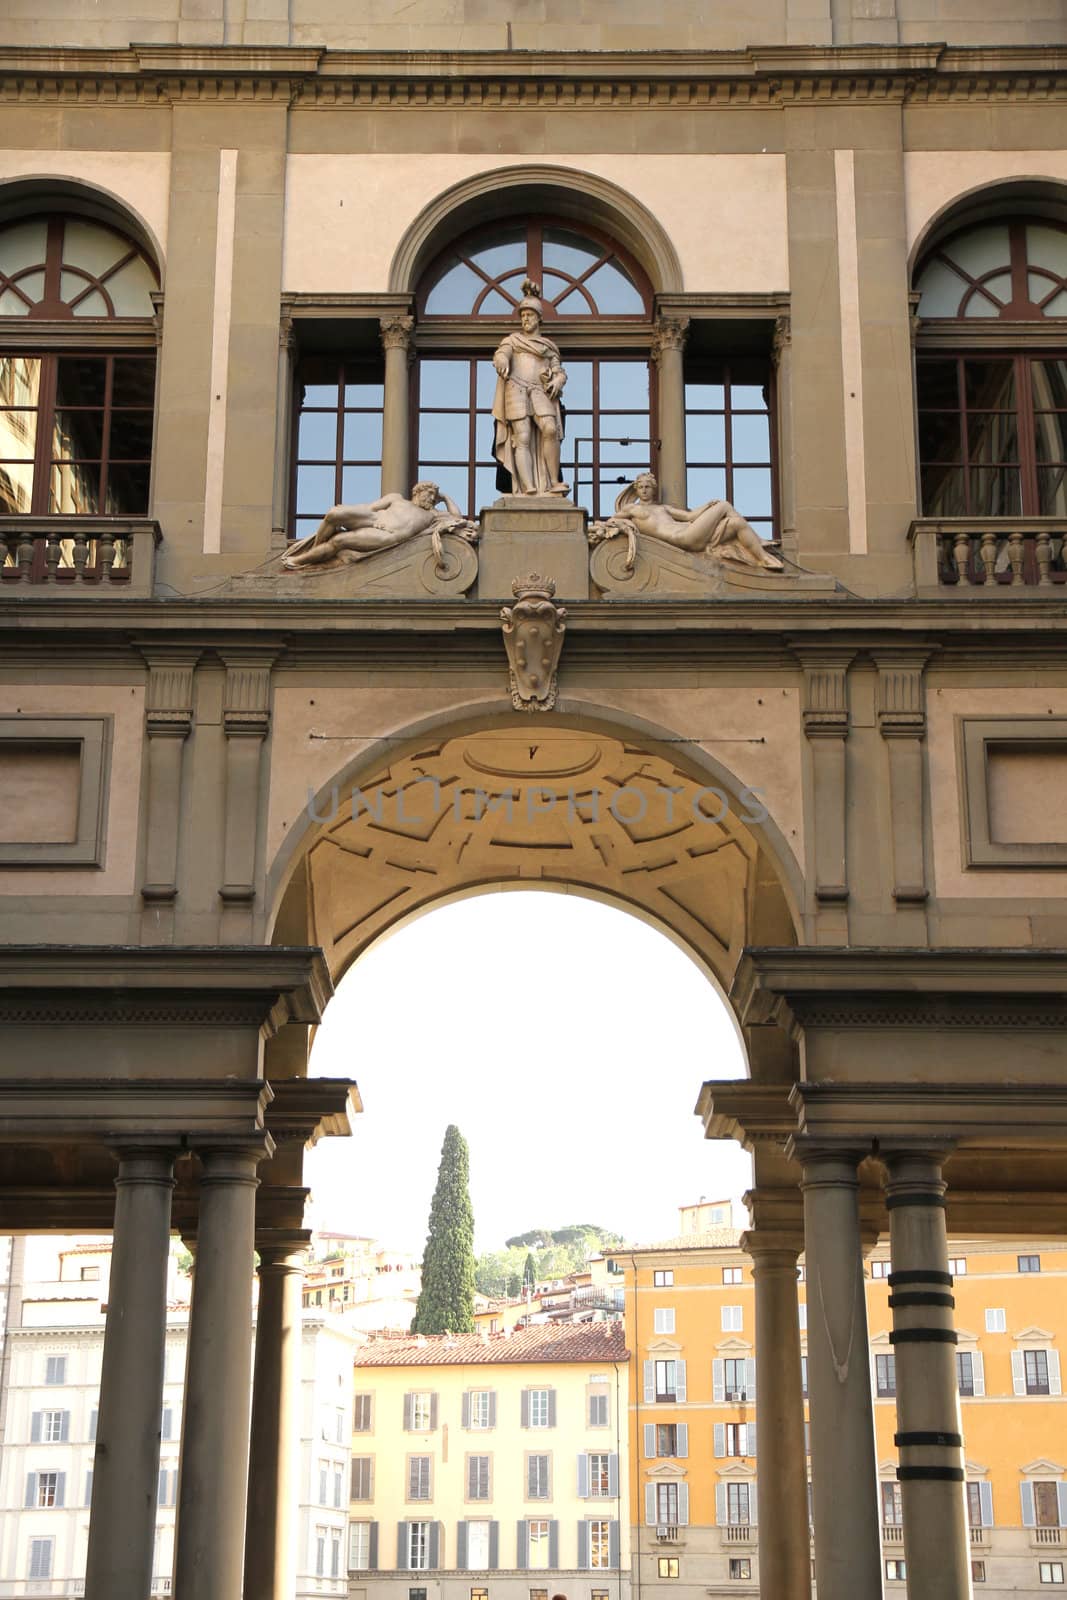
[2,2,1067,1600]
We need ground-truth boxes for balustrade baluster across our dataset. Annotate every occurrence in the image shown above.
[71,530,90,578]
[44,531,61,581]
[1035,530,1053,587]
[979,531,998,584]
[16,529,35,575]
[0,533,19,579]
[97,529,117,577]
[1008,530,1026,585]
[952,530,974,584]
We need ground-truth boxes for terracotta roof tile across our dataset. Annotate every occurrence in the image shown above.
[354,1321,628,1368]
[606,1228,742,1254]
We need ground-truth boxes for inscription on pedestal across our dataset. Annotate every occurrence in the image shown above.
[477,501,589,601]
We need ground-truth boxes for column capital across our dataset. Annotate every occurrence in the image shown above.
[789,1137,872,1178]
[255,1227,311,1272]
[741,1229,805,1267]
[380,313,416,354]
[651,314,690,362]
[112,1147,178,1189]
[771,312,791,366]
[194,1139,273,1186]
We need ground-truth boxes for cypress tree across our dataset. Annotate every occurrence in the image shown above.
[412,1124,476,1335]
[523,1251,537,1294]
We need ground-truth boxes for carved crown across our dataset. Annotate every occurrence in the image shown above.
[511,573,557,599]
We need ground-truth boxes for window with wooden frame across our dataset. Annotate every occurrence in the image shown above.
[290,357,384,546]
[914,218,1067,551]
[684,360,777,540]
[0,215,158,523]
[413,218,655,519]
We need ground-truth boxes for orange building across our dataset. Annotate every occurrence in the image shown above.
[609,1220,1067,1599]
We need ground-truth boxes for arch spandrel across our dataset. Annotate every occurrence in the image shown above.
[268,708,801,1008]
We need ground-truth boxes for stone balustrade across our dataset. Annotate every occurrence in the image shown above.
[910,517,1067,590]
[0,518,161,599]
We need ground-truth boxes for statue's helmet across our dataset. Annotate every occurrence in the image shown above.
[517,278,544,317]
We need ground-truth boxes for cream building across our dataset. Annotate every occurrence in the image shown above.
[347,1324,630,1600]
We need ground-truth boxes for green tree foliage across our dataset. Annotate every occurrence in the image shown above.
[475,1224,624,1297]
[523,1251,537,1292]
[412,1125,476,1335]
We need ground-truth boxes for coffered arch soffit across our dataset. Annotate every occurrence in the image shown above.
[388,164,684,299]
[267,702,801,1011]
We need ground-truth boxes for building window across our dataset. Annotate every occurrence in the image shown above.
[1024,1350,1052,1395]
[798,1305,807,1331]
[986,1308,1007,1333]
[653,1308,676,1335]
[684,362,776,540]
[654,1360,678,1402]
[334,1466,344,1509]
[588,1393,609,1428]
[587,1519,611,1569]
[466,1521,492,1569]
[469,1391,493,1430]
[530,1589,549,1600]
[0,216,158,527]
[409,1457,432,1501]
[408,1393,434,1431]
[726,1483,750,1526]
[414,219,653,519]
[44,1356,67,1385]
[80,1264,100,1280]
[588,1453,611,1497]
[1033,1482,1064,1529]
[656,1483,679,1525]
[722,1267,743,1285]
[349,1522,372,1571]
[967,1483,986,1528]
[722,1358,751,1402]
[729,1559,752,1580]
[801,1357,808,1400]
[527,1454,550,1500]
[354,1393,373,1432]
[885,1559,908,1582]
[655,1424,679,1457]
[949,1257,967,1276]
[972,1560,986,1583]
[527,1389,551,1428]
[721,1306,743,1332]
[410,1590,428,1600]
[1040,1563,1066,1585]
[870,1260,891,1279]
[41,1410,67,1443]
[351,1457,373,1501]
[914,219,1067,527]
[957,1352,976,1396]
[467,1455,491,1501]
[527,1519,551,1570]
[882,1482,903,1527]
[658,1557,679,1578]
[408,1522,432,1571]
[471,1589,489,1600]
[28,1539,54,1581]
[291,358,384,544]
[1020,1254,1042,1273]
[654,1270,674,1287]
[35,1471,59,1508]
[875,1354,897,1398]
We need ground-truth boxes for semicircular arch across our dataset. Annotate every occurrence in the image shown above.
[0,174,165,282]
[388,164,684,298]
[908,175,1067,278]
[267,699,801,1004]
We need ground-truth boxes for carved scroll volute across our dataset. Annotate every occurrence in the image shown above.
[500,573,567,712]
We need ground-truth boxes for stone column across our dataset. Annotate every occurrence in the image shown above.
[85,1148,176,1600]
[380,314,415,496]
[771,315,797,562]
[798,1143,883,1600]
[882,1146,971,1600]
[652,315,689,508]
[174,1143,265,1600]
[271,316,297,545]
[243,1231,310,1600]
[741,1224,810,1600]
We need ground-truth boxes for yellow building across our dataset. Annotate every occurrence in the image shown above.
[347,1323,631,1600]
[609,1226,1067,1599]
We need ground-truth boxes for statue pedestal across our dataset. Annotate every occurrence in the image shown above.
[476,497,589,601]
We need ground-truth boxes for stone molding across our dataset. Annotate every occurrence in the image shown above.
[141,648,198,737]
[379,314,415,354]
[791,1081,1067,1143]
[650,316,690,362]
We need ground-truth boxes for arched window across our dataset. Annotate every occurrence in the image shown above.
[915,217,1067,519]
[0,213,158,519]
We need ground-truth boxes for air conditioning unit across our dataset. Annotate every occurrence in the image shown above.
[725,1390,748,1403]
[656,1525,679,1542]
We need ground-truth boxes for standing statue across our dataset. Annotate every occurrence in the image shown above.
[492,279,569,498]
[282,483,477,570]
[589,472,783,571]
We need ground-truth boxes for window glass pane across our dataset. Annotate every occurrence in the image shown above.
[416,464,467,511]
[731,413,771,460]
[296,464,337,516]
[1044,290,1067,316]
[479,289,517,314]
[686,414,726,460]
[0,461,34,512]
[970,466,1021,515]
[100,255,156,317]
[0,286,34,315]
[945,224,1011,281]
[968,414,1019,465]
[564,361,593,410]
[468,233,525,277]
[685,380,725,409]
[917,360,960,411]
[420,360,468,408]
[301,368,339,407]
[67,284,110,318]
[687,466,727,505]
[340,466,381,504]
[1029,271,1061,307]
[424,260,485,315]
[475,361,497,409]
[62,219,126,279]
[733,467,773,521]
[919,411,963,465]
[0,219,48,277]
[583,259,644,314]
[1033,361,1067,410]
[55,357,108,409]
[600,413,651,452]
[1035,413,1067,464]
[1038,467,1067,515]
[731,383,767,408]
[916,258,968,318]
[298,411,338,458]
[964,361,1016,410]
[1026,224,1067,275]
[545,271,587,310]
[105,461,150,513]
[343,413,384,460]
[543,231,604,277]
[475,466,499,510]
[111,358,155,408]
[963,288,1004,318]
[53,409,105,460]
[419,412,470,462]
[50,460,100,513]
[604,361,650,408]
[344,377,384,407]
[111,411,154,460]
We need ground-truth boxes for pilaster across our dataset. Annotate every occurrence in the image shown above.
[139,648,200,915]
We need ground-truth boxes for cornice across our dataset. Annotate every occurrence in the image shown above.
[0,43,1064,107]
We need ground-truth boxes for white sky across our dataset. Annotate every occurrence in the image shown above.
[306,892,751,1256]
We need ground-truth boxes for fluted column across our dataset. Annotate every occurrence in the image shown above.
[652,315,689,508]
[85,1148,176,1600]
[174,1143,266,1600]
[380,314,415,496]
[882,1146,971,1600]
[741,1223,810,1600]
[798,1143,883,1600]
[243,1231,310,1600]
